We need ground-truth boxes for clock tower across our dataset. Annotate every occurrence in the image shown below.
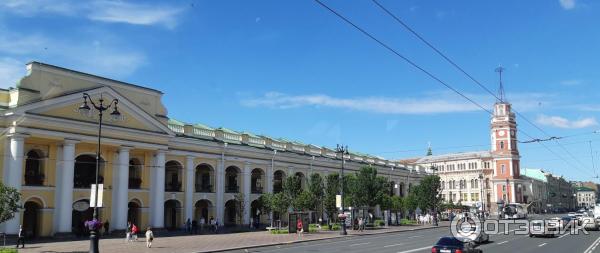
[491,67,522,204]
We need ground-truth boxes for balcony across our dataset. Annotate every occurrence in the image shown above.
[196,184,213,193]
[165,182,182,192]
[129,178,142,189]
[225,185,239,193]
[24,174,45,186]
[251,186,263,194]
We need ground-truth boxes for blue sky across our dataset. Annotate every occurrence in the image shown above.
[1,0,599,182]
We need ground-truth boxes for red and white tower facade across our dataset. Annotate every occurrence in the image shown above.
[490,67,524,206]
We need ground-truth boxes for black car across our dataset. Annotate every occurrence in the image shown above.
[431,237,481,253]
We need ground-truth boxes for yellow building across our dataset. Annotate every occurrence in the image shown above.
[0,62,426,237]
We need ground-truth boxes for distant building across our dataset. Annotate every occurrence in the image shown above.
[402,76,525,215]
[575,187,596,208]
[521,168,548,213]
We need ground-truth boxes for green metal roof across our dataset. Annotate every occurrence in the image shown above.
[193,123,213,130]
[575,186,595,192]
[216,127,239,135]
[521,168,548,183]
[168,118,185,126]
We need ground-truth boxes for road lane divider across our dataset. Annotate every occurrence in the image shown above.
[397,245,432,253]
[384,243,404,248]
[349,242,370,247]
[584,236,600,253]
[538,243,547,247]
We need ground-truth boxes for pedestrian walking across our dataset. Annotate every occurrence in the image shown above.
[104,221,110,236]
[199,217,205,233]
[186,218,191,233]
[125,221,132,242]
[16,225,24,248]
[192,220,198,234]
[145,227,154,248]
[358,217,364,232]
[296,218,303,240]
[131,223,138,241]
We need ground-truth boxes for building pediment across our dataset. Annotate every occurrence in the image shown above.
[11,86,174,136]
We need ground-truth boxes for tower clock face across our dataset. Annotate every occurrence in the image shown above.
[498,130,506,136]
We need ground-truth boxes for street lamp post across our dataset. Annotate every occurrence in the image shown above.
[78,93,121,253]
[430,166,439,226]
[479,173,485,221]
[336,144,349,236]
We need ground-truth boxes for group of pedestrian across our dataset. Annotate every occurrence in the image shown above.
[185,217,209,234]
[125,221,154,248]
[351,217,366,231]
[126,221,139,242]
[417,213,434,224]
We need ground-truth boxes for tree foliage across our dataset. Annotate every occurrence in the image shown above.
[412,175,441,211]
[283,176,302,209]
[349,166,389,209]
[324,173,340,223]
[308,173,325,211]
[0,181,20,224]
[234,193,246,224]
[295,190,315,211]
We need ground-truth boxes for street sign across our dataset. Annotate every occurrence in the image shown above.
[336,195,341,208]
[90,184,104,207]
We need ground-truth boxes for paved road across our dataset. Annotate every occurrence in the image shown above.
[223,215,600,253]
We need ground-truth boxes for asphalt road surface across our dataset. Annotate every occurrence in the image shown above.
[222,215,600,253]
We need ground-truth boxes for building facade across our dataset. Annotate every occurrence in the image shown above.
[404,89,526,214]
[0,62,426,237]
[520,168,548,213]
[575,187,596,209]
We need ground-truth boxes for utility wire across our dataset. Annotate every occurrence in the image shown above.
[370,0,594,176]
[314,0,593,177]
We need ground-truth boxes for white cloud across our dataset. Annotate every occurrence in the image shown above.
[0,57,25,89]
[0,31,145,77]
[536,114,597,129]
[241,92,480,114]
[559,0,576,10]
[0,0,183,29]
[88,1,183,29]
[560,79,583,86]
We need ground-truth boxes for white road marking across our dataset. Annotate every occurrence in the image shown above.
[384,243,404,248]
[559,233,569,239]
[497,240,508,245]
[538,243,547,247]
[408,235,423,239]
[397,246,432,253]
[350,242,370,247]
[584,236,600,253]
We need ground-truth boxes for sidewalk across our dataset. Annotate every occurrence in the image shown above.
[18,222,449,253]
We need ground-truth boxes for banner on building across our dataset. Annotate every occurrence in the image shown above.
[90,184,104,207]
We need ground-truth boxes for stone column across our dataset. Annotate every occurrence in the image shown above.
[510,182,516,203]
[4,134,25,234]
[151,150,166,228]
[216,159,225,225]
[114,146,131,229]
[57,139,77,233]
[185,156,195,222]
[266,164,273,194]
[243,163,251,225]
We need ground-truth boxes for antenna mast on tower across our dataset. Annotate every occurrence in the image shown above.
[495,66,506,103]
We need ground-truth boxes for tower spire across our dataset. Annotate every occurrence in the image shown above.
[495,66,506,103]
[426,141,432,156]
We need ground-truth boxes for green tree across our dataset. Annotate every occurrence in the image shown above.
[258,193,274,227]
[351,166,389,209]
[324,173,340,224]
[234,193,246,225]
[405,192,418,219]
[413,175,441,212]
[295,190,315,211]
[271,192,289,229]
[0,181,20,224]
[308,173,325,212]
[283,176,302,209]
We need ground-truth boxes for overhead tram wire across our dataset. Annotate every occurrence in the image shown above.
[370,0,594,175]
[313,0,594,177]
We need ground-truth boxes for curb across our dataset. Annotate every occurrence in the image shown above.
[202,225,449,253]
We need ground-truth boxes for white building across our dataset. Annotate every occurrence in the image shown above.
[576,187,596,208]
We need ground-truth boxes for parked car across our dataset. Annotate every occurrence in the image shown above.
[529,220,559,237]
[431,237,482,253]
[581,217,598,231]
